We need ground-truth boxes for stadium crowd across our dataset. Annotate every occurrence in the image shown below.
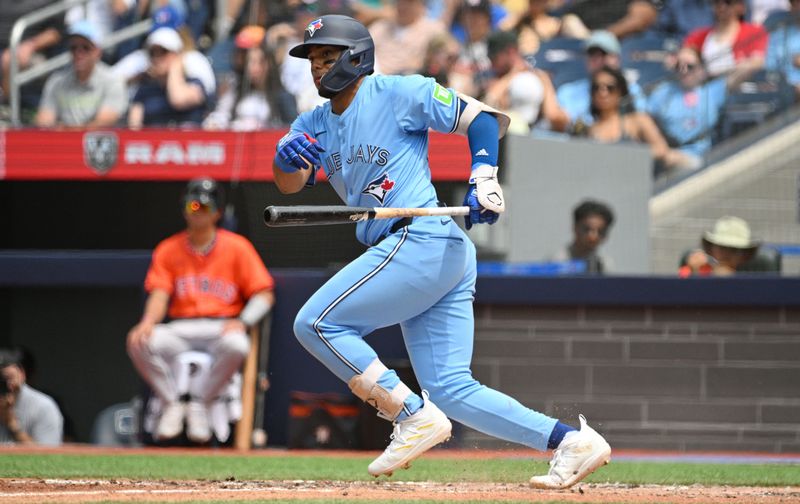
[2,0,799,179]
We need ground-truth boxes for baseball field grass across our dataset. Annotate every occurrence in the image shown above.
[2,451,800,485]
[1,448,799,503]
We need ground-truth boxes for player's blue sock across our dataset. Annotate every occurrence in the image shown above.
[547,421,577,449]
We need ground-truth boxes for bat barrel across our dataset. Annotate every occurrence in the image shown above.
[264,205,375,227]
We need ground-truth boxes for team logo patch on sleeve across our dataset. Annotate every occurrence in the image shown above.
[361,173,396,205]
[306,18,324,37]
[433,83,453,106]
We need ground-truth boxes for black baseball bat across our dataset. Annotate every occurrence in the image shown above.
[263,205,470,227]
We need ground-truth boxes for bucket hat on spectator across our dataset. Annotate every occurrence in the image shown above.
[146,27,183,53]
[68,20,102,47]
[585,30,621,55]
[702,216,760,250]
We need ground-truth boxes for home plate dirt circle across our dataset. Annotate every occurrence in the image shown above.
[0,478,798,503]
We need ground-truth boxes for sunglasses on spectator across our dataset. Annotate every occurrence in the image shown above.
[185,200,216,214]
[591,82,618,93]
[578,224,608,237]
[677,62,700,73]
[148,46,169,58]
[69,43,94,53]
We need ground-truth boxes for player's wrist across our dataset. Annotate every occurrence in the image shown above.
[469,164,498,184]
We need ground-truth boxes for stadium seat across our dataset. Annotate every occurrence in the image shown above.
[530,37,587,87]
[621,32,679,90]
[718,70,794,140]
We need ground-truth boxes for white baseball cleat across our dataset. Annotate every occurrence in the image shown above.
[186,400,212,443]
[156,401,186,441]
[529,414,611,490]
[368,391,452,477]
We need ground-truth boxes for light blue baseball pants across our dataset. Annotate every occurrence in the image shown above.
[293,216,557,450]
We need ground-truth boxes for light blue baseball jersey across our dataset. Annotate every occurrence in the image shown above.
[290,74,459,246]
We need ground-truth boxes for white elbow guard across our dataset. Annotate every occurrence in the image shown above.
[454,93,511,139]
[239,295,272,327]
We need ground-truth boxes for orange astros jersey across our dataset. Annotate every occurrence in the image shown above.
[144,229,274,319]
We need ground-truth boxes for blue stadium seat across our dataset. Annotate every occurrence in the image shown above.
[621,32,679,90]
[530,37,587,87]
[718,70,795,140]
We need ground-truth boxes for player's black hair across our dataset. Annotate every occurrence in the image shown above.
[573,200,615,228]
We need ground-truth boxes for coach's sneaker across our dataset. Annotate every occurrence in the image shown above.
[156,401,186,441]
[368,391,452,477]
[186,400,212,443]
[529,415,611,490]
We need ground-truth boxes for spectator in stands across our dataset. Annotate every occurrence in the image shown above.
[421,32,465,90]
[582,66,697,172]
[559,0,660,40]
[766,0,800,100]
[112,5,216,102]
[454,0,496,98]
[484,30,569,134]
[552,199,615,274]
[656,0,715,40]
[35,21,127,128]
[204,26,297,130]
[679,216,761,276]
[127,177,275,444]
[267,1,330,113]
[0,348,63,446]
[369,0,447,75]
[450,0,510,44]
[646,46,758,161]
[66,0,117,42]
[513,0,589,56]
[684,0,768,77]
[0,0,65,102]
[557,30,646,127]
[127,27,213,128]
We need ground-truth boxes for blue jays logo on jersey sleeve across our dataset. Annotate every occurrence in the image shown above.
[361,173,396,205]
[306,18,323,37]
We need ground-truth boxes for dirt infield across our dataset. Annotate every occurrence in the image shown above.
[1,478,799,503]
[1,446,799,503]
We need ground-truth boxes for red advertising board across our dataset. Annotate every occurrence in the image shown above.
[0,129,471,181]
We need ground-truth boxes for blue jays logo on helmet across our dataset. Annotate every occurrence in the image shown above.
[361,173,395,205]
[306,18,324,37]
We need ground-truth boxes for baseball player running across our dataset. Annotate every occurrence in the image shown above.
[127,178,275,444]
[272,15,610,488]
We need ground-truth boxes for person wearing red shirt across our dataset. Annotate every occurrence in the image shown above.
[684,0,768,77]
[127,177,275,444]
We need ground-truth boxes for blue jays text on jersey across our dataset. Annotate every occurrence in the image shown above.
[289,74,460,246]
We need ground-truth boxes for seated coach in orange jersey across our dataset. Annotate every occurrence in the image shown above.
[127,177,275,444]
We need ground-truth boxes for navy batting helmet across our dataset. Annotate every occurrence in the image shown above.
[183,177,222,210]
[289,14,374,98]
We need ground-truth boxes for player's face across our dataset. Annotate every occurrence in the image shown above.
[574,214,608,251]
[307,45,344,90]
[183,200,220,230]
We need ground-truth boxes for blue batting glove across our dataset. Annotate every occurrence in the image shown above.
[275,131,325,173]
[463,184,500,230]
